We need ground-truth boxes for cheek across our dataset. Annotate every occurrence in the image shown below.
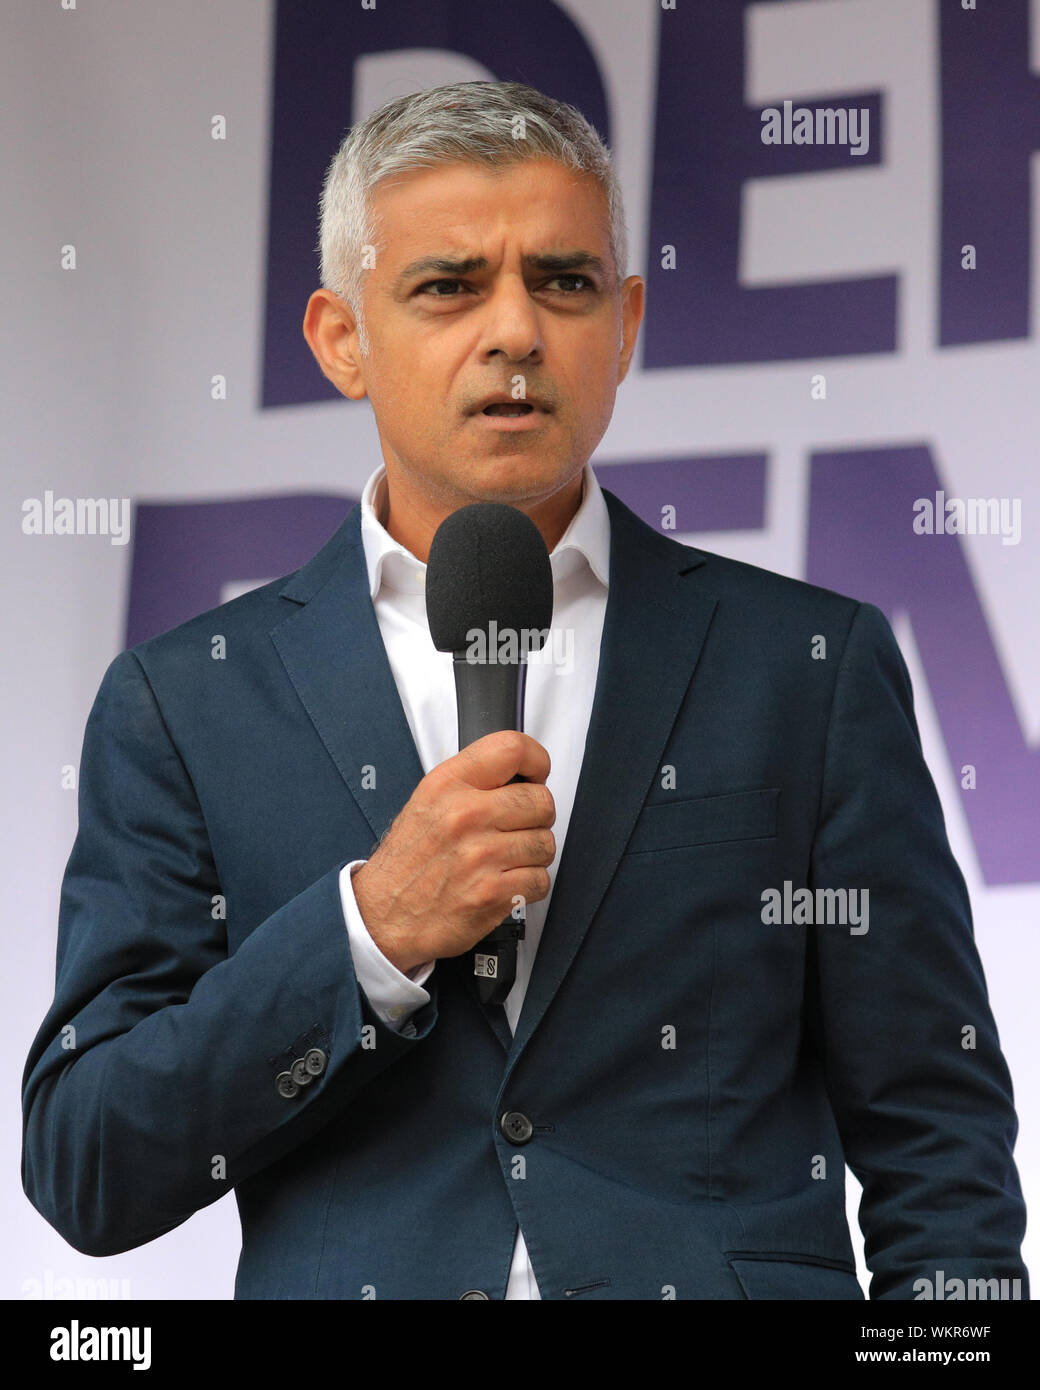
[366,364,421,425]
[569,363,616,429]
[567,335,615,388]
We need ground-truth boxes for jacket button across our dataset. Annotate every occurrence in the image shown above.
[290,1057,312,1086]
[459,1289,490,1300]
[304,1048,327,1076]
[275,1071,298,1099]
[500,1111,534,1144]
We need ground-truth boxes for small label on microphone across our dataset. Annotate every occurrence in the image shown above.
[473,953,498,979]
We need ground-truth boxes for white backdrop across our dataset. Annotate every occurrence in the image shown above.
[4,0,1037,1299]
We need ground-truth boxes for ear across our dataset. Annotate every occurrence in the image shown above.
[617,275,645,384]
[302,289,368,401]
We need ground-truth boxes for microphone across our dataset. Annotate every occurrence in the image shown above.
[425,502,554,1005]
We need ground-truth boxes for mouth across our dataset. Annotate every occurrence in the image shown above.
[480,402,536,417]
[470,399,548,431]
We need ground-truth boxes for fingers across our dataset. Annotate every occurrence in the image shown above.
[500,864,553,907]
[486,780,556,833]
[446,731,551,791]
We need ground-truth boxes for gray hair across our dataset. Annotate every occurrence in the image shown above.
[317,80,627,354]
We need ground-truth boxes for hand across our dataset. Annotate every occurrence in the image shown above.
[352,731,556,974]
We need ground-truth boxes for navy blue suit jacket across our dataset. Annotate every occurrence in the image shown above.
[22,489,1028,1299]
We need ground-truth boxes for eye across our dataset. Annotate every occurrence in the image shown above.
[415,278,467,296]
[545,274,594,293]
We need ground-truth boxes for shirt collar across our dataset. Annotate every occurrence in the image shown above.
[359,463,611,599]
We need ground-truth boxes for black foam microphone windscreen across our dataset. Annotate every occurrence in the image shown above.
[425,502,554,656]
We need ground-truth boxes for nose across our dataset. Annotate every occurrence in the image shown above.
[479,273,544,364]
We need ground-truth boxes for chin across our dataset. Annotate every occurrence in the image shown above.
[456,457,576,500]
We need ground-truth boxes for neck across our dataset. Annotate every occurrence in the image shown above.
[375,468,585,562]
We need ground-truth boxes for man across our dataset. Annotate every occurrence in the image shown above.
[22,81,1027,1301]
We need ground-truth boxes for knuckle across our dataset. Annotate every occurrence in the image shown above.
[500,730,526,760]
[446,795,480,840]
[461,837,490,874]
[474,876,500,912]
[526,832,551,863]
[530,867,551,899]
[422,761,451,798]
[441,802,467,840]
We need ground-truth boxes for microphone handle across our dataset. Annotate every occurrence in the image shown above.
[452,657,529,1005]
[453,657,528,749]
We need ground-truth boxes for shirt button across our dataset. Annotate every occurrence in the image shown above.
[500,1111,534,1145]
[459,1289,489,1300]
[387,1005,405,1020]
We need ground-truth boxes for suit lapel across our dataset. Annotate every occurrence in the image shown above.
[504,489,717,1070]
[271,504,425,847]
[270,503,514,1052]
[268,490,718,1067]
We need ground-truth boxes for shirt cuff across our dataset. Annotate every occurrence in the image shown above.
[339,860,434,1032]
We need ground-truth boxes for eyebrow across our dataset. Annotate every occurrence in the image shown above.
[393,251,610,291]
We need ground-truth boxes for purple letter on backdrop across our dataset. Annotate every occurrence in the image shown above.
[126,495,355,649]
[261,0,609,408]
[808,445,1038,886]
[645,0,892,367]
[940,0,1040,345]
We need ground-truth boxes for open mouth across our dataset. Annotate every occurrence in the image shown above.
[481,402,535,416]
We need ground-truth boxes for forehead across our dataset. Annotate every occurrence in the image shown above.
[368,157,612,262]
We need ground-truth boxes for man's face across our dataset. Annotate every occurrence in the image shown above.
[308,156,643,517]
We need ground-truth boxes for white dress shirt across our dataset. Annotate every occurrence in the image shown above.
[337,461,610,1300]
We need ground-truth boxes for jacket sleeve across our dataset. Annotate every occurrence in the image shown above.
[806,601,1028,1301]
[21,649,439,1257]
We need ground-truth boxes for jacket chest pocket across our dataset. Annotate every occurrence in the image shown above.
[623,787,779,856]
